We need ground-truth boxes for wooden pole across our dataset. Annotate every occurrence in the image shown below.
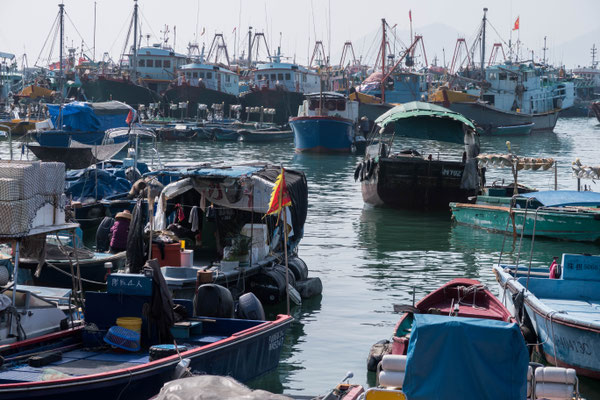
[280,166,290,316]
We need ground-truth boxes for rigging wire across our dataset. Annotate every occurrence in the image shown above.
[107,10,134,56]
[64,11,94,56]
[34,12,60,67]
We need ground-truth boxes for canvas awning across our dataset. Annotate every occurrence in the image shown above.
[517,190,600,207]
[375,101,476,144]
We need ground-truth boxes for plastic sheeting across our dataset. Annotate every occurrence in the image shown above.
[66,163,150,202]
[403,314,528,400]
[155,375,292,400]
[47,101,131,132]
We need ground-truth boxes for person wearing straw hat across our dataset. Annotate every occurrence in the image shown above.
[109,210,132,253]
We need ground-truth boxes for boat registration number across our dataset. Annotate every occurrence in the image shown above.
[268,331,285,351]
[441,168,462,177]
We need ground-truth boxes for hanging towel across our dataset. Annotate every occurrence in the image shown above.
[189,206,200,232]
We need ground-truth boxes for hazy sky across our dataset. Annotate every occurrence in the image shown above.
[1,0,598,68]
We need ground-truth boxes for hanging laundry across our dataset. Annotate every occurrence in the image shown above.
[189,206,199,232]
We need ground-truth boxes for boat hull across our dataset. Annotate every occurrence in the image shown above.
[163,85,238,118]
[81,77,160,107]
[361,157,476,209]
[290,116,355,153]
[240,89,304,125]
[495,267,600,378]
[450,202,600,242]
[0,315,293,400]
[487,122,534,136]
[34,131,107,147]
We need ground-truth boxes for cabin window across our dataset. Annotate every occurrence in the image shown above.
[325,99,336,111]
[309,99,319,110]
[498,72,507,80]
[155,59,162,68]
[303,73,307,82]
[192,72,198,78]
[336,99,346,111]
[285,73,291,80]
[138,59,145,67]
[163,60,171,68]
[186,72,191,78]
[146,59,154,67]
[207,72,212,79]
[199,72,205,78]
[488,72,497,80]
[257,74,262,80]
[509,75,518,81]
[271,73,276,80]
[225,74,231,82]
[277,73,284,81]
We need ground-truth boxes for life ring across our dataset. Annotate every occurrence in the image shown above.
[354,163,363,181]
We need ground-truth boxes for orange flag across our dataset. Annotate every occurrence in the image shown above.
[265,168,292,217]
[513,16,520,31]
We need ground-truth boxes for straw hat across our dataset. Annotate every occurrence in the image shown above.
[115,210,132,220]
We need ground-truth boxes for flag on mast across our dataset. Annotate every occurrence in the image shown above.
[265,167,292,218]
[513,16,520,31]
[409,10,412,22]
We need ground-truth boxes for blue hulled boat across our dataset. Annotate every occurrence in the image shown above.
[495,253,600,379]
[290,92,365,153]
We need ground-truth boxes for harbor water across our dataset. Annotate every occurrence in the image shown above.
[4,117,600,397]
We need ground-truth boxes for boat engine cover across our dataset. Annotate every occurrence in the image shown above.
[236,292,266,321]
[194,284,234,318]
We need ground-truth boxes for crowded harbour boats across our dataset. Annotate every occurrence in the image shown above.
[1,0,600,398]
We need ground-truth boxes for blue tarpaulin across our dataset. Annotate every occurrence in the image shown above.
[517,190,600,207]
[146,165,264,178]
[65,163,149,201]
[47,101,131,132]
[403,314,528,400]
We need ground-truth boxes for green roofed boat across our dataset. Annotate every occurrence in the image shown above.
[358,101,482,209]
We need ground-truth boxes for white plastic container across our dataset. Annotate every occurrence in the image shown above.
[180,249,194,267]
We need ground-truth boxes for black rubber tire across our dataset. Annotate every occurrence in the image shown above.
[149,345,189,361]
[354,163,362,181]
[287,257,309,281]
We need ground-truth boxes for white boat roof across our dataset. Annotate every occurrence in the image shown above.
[135,46,187,58]
[255,62,315,74]
[179,63,236,74]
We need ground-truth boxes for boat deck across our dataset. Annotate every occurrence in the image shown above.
[539,297,600,324]
[0,333,228,383]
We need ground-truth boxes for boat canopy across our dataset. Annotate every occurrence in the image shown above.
[517,190,600,207]
[151,164,308,243]
[403,314,528,400]
[47,101,132,132]
[375,101,476,144]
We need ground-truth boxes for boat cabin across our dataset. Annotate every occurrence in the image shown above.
[253,62,320,93]
[177,63,239,96]
[129,45,188,93]
[296,92,359,122]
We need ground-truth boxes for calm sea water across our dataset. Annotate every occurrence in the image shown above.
[3,117,600,397]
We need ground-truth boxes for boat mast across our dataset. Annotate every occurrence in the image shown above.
[93,2,97,61]
[481,7,487,77]
[542,36,548,65]
[381,18,386,103]
[132,0,138,77]
[248,27,253,67]
[59,3,64,96]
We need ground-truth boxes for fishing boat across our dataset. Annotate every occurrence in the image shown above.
[495,253,600,379]
[290,92,365,153]
[238,127,293,142]
[26,140,128,169]
[450,154,600,242]
[239,38,320,125]
[0,261,293,400]
[487,122,535,136]
[360,313,580,400]
[387,278,515,357]
[33,101,132,147]
[358,101,481,209]
[162,38,239,118]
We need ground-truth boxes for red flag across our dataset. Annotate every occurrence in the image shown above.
[265,168,292,217]
[409,10,412,22]
[126,109,134,125]
[513,16,519,31]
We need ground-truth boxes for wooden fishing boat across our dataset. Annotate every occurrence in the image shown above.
[0,262,293,400]
[359,102,481,209]
[486,122,535,136]
[390,278,514,356]
[451,190,600,242]
[238,127,293,142]
[495,253,600,379]
[26,140,128,169]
